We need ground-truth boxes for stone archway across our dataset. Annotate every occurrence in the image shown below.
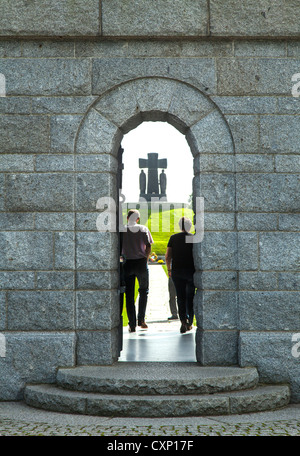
[74,77,236,366]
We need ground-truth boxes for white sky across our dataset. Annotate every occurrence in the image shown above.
[121,122,193,203]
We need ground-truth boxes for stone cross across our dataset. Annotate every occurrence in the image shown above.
[139,153,167,201]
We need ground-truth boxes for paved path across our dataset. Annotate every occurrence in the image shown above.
[119,264,197,362]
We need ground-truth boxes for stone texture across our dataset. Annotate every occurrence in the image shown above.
[50,115,82,154]
[0,271,35,290]
[237,213,278,231]
[225,115,259,154]
[35,155,74,172]
[76,271,118,290]
[195,291,238,330]
[35,213,74,231]
[210,0,300,37]
[195,271,237,290]
[239,272,278,291]
[194,232,237,271]
[278,273,300,290]
[259,233,300,271]
[102,0,208,37]
[76,290,119,330]
[0,59,91,96]
[237,174,300,212]
[0,0,100,37]
[195,174,236,212]
[196,329,238,365]
[217,58,300,96]
[238,232,258,270]
[279,214,300,231]
[261,116,300,154]
[75,173,117,211]
[36,272,74,290]
[0,292,5,330]
[240,292,300,330]
[0,154,35,172]
[275,155,300,172]
[0,232,53,270]
[6,174,74,211]
[7,291,75,331]
[54,232,75,270]
[0,115,49,153]
[76,232,118,271]
[76,329,119,365]
[239,332,300,401]
[0,213,34,230]
[212,96,277,114]
[92,58,216,95]
[0,333,75,400]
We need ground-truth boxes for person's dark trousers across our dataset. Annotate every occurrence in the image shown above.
[168,277,178,318]
[171,269,195,325]
[124,258,149,329]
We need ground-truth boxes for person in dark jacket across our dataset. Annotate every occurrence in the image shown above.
[165,217,195,334]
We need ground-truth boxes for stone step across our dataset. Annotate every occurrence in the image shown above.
[24,383,290,417]
[56,363,259,395]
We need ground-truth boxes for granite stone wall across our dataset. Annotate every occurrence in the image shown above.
[0,1,299,401]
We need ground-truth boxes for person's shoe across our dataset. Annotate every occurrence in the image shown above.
[180,321,187,334]
[187,322,193,330]
[168,315,179,320]
[128,325,136,333]
[139,321,148,329]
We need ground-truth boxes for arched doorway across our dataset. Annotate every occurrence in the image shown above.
[74,77,236,366]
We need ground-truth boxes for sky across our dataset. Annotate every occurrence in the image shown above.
[121,122,193,204]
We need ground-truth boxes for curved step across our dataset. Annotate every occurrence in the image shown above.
[56,363,259,395]
[24,383,290,417]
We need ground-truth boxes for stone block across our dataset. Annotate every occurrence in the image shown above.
[194,271,237,290]
[31,96,96,114]
[196,329,238,365]
[239,272,277,291]
[102,0,208,37]
[0,97,32,114]
[0,154,35,172]
[0,41,21,57]
[0,115,49,153]
[225,115,259,154]
[277,97,300,114]
[194,232,237,271]
[36,155,74,172]
[0,333,75,400]
[76,232,118,271]
[275,155,300,173]
[237,213,278,231]
[50,115,82,154]
[92,58,216,95]
[278,273,300,290]
[0,213,34,230]
[187,111,234,155]
[168,83,214,132]
[0,59,91,96]
[22,40,75,58]
[36,272,74,290]
[234,40,287,57]
[203,212,235,231]
[236,174,300,212]
[7,292,74,330]
[76,109,122,156]
[279,214,300,231]
[75,213,99,232]
[236,154,274,172]
[76,329,119,365]
[195,173,236,212]
[239,331,300,402]
[54,232,75,270]
[0,0,100,36]
[6,174,74,212]
[35,213,74,231]
[240,291,300,330]
[75,173,117,211]
[217,58,300,96]
[195,291,238,330]
[0,232,53,270]
[194,154,235,173]
[0,292,5,330]
[76,290,119,330]
[259,233,300,271]
[0,271,35,290]
[210,0,300,37]
[76,271,118,290]
[75,154,118,173]
[0,175,4,211]
[238,232,258,270]
[212,96,277,114]
[261,116,300,154]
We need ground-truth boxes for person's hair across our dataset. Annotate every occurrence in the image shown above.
[127,209,140,223]
[179,216,192,233]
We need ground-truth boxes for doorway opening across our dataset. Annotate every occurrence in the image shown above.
[118,121,196,362]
